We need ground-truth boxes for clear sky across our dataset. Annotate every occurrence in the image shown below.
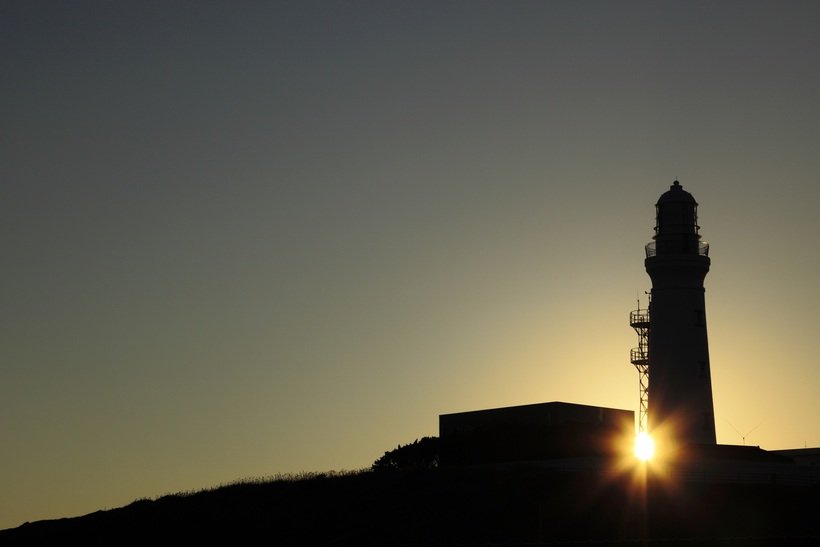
[2,0,819,530]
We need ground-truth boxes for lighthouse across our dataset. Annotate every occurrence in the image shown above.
[645,181,717,449]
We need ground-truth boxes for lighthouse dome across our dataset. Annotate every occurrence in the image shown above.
[656,180,697,205]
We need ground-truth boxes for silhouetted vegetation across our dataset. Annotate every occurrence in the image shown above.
[2,462,819,545]
[372,436,439,471]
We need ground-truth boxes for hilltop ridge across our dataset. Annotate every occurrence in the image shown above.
[3,464,819,545]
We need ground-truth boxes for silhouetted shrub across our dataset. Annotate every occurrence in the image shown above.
[372,436,439,471]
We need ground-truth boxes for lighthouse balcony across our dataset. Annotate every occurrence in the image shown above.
[645,240,709,258]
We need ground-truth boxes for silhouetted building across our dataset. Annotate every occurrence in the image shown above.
[772,447,820,466]
[644,181,717,449]
[439,402,633,466]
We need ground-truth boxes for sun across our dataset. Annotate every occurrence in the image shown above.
[634,432,655,461]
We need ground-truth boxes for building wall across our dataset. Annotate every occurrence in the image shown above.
[439,401,634,466]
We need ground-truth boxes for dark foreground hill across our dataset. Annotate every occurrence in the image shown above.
[2,463,819,546]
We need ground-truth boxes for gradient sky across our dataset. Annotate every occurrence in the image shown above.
[3,0,820,529]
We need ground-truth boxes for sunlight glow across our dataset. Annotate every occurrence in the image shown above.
[634,432,655,461]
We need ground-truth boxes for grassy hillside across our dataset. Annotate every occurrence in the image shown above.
[2,464,819,545]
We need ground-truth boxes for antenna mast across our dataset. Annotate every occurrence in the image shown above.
[630,295,651,434]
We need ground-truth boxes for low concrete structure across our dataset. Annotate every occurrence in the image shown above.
[772,447,820,467]
[439,401,634,466]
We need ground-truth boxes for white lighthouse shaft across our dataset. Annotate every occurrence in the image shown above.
[645,181,717,448]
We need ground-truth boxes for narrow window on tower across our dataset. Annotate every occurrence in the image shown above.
[695,309,706,327]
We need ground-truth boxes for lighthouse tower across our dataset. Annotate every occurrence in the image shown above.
[645,181,717,448]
